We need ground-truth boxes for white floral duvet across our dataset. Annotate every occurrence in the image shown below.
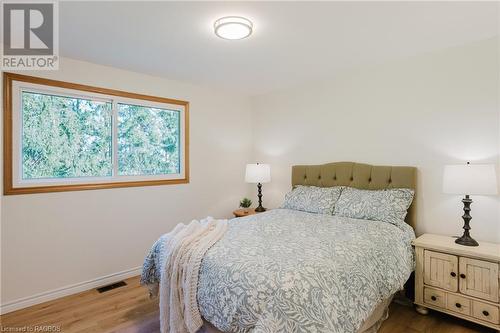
[142,209,415,333]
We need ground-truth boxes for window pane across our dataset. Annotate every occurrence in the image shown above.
[118,103,180,176]
[22,91,112,179]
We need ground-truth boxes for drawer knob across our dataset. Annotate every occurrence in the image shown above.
[450,272,456,277]
[483,310,489,316]
[455,303,462,308]
[431,296,437,301]
[460,273,466,279]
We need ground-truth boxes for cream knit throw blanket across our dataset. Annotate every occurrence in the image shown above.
[159,217,228,333]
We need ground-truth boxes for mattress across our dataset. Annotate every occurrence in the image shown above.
[142,208,415,333]
[200,295,394,333]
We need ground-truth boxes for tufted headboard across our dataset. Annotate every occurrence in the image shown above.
[291,162,417,229]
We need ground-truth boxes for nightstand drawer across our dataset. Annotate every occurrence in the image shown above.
[424,250,458,292]
[447,293,471,316]
[472,300,499,325]
[423,287,446,308]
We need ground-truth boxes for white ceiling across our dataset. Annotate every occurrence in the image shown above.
[60,1,499,96]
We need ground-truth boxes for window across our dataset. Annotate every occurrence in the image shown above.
[4,73,189,194]
[21,91,113,180]
[117,103,181,176]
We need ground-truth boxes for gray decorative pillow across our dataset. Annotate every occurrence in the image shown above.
[333,187,414,226]
[282,185,343,214]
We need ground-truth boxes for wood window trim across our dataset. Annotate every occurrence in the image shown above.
[3,72,190,195]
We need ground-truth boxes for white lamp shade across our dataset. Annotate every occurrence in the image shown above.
[443,164,498,195]
[245,163,271,183]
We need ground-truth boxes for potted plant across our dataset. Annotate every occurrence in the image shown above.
[239,198,252,213]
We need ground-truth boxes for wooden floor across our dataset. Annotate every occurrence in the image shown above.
[1,276,496,333]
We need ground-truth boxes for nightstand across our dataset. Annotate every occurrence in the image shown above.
[413,234,500,331]
[233,208,258,218]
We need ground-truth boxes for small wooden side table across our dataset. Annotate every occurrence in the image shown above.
[233,208,258,218]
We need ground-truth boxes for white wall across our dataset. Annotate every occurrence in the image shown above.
[252,37,500,243]
[0,58,254,309]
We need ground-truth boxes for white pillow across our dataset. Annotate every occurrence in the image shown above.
[282,185,343,214]
[333,187,414,225]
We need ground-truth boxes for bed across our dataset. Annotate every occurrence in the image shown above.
[143,162,417,333]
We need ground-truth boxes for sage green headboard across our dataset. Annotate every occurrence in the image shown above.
[291,162,417,229]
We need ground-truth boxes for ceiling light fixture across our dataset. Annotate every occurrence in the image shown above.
[214,16,253,40]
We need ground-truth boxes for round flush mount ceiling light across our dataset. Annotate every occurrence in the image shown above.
[214,16,253,40]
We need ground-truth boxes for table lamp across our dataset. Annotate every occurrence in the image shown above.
[442,162,498,246]
[245,163,271,212]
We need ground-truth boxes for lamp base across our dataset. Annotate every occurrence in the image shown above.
[455,234,479,247]
[455,195,479,247]
[255,183,266,213]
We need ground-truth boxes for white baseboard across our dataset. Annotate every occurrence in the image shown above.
[0,266,142,315]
